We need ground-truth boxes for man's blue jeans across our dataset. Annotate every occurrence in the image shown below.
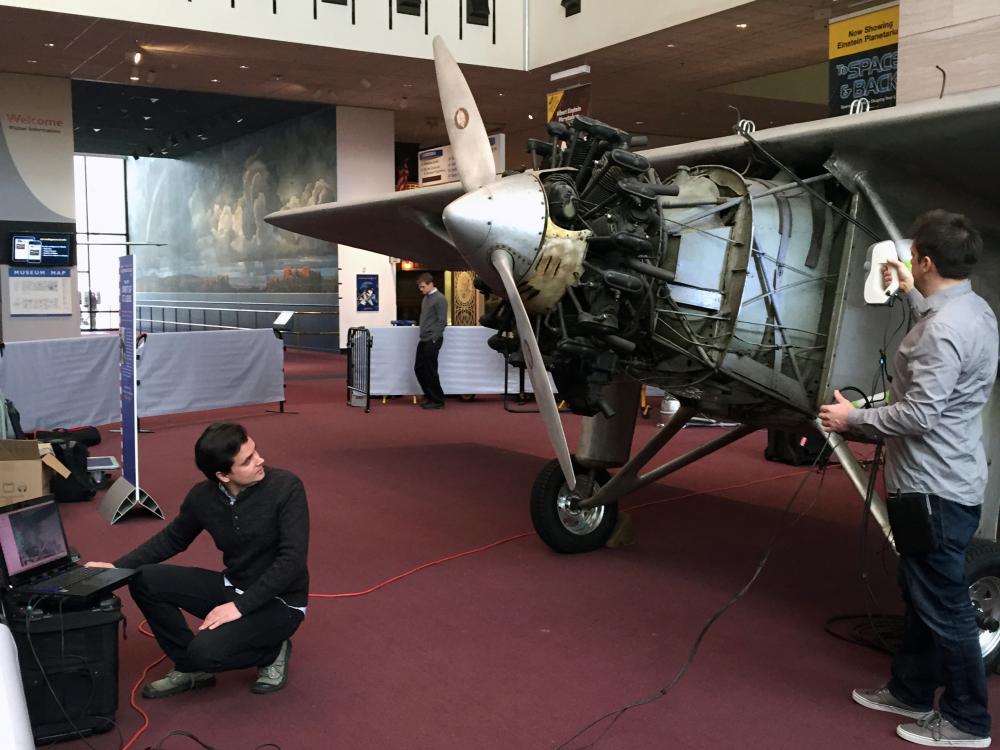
[888,494,991,738]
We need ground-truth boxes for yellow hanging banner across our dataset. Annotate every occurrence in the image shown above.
[829,4,899,60]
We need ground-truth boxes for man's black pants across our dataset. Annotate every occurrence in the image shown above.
[129,564,304,674]
[414,337,445,404]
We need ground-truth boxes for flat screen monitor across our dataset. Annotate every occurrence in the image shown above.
[9,232,74,266]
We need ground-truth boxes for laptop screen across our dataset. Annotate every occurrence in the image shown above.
[0,498,69,579]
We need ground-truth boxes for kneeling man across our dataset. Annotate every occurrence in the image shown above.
[89,422,309,697]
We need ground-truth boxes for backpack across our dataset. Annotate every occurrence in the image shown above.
[764,429,831,467]
[48,440,98,502]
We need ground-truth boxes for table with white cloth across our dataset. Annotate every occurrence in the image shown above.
[369,326,541,397]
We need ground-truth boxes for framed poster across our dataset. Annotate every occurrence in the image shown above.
[356,274,379,312]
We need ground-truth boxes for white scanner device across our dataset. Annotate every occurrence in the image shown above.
[864,239,911,305]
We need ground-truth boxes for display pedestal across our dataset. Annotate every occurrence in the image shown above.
[4,594,122,744]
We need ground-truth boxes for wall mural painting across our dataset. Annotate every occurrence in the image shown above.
[127,108,338,293]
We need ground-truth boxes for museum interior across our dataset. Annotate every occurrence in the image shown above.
[1,1,1000,749]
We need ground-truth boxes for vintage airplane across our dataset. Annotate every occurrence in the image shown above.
[267,39,1000,665]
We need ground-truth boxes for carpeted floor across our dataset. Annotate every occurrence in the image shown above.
[42,348,1000,750]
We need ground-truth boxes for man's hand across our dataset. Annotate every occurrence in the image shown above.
[818,389,855,433]
[199,602,242,631]
[884,258,913,295]
[84,561,114,569]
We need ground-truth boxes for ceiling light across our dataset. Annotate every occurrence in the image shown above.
[239,64,249,70]
[133,51,142,65]
[666,43,676,48]
[272,73,283,82]
[360,78,372,89]
[528,114,534,120]
[550,64,591,82]
[43,42,55,48]
[26,59,37,64]
[210,78,220,83]
[235,116,245,123]
[498,92,504,97]
[149,97,159,104]
[92,127,101,133]
[129,74,140,81]
[736,23,748,29]
[143,126,153,131]
[635,121,644,125]
[402,83,413,88]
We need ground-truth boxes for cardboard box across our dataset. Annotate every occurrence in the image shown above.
[0,440,71,508]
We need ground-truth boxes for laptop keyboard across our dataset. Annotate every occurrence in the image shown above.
[40,566,103,589]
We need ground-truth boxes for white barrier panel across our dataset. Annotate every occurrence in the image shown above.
[136,329,284,418]
[0,335,119,431]
[369,326,544,396]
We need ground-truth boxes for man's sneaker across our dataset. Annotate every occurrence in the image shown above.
[141,669,215,699]
[252,640,292,694]
[897,711,991,747]
[852,686,931,719]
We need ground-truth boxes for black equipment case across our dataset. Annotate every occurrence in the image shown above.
[3,594,121,744]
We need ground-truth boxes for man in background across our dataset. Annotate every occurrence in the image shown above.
[414,272,448,409]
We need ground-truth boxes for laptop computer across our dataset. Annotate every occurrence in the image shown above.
[0,495,137,602]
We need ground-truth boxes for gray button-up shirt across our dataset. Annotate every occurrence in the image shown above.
[847,280,998,505]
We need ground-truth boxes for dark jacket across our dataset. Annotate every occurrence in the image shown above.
[115,468,309,613]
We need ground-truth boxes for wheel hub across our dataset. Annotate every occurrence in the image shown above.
[555,475,605,536]
[969,575,1000,658]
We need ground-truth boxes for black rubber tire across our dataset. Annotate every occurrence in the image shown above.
[530,457,616,554]
[966,538,1000,671]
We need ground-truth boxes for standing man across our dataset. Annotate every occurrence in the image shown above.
[820,210,998,748]
[415,272,448,409]
[87,422,309,698]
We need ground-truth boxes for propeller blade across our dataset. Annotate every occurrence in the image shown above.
[432,36,497,193]
[491,249,577,491]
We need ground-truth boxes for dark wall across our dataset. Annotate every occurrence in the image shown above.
[126,107,338,294]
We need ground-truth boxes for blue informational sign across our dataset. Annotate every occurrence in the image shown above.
[119,256,138,487]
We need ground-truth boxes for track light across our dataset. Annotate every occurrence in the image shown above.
[396,0,420,16]
[467,0,489,25]
[561,0,581,17]
[133,51,142,65]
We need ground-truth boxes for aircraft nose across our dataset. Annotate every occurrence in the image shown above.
[442,172,548,289]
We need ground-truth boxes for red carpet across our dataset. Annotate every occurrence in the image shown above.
[46,349,999,750]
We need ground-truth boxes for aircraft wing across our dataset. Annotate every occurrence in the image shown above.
[265,181,467,268]
[642,86,1000,206]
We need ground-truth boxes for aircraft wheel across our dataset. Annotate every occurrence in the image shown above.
[530,457,616,553]
[967,538,1000,671]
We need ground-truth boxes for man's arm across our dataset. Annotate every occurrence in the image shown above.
[232,477,309,615]
[111,489,205,568]
[847,319,962,438]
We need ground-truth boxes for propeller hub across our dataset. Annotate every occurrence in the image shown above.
[442,172,547,290]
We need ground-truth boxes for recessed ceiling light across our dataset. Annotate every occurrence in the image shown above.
[666,43,676,48]
[133,51,142,65]
[210,78,220,83]
[43,42,55,48]
[92,127,101,133]
[130,75,140,81]
[402,83,413,88]
[144,126,153,131]
[736,23,748,29]
[498,92,504,97]
[528,113,534,120]
[235,116,245,123]
[26,59,37,64]
[635,121,644,125]
[239,64,249,70]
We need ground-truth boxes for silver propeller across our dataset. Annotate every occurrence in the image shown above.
[434,37,577,491]
[432,36,497,192]
[491,251,577,491]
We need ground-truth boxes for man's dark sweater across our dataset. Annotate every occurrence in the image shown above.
[114,468,309,614]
